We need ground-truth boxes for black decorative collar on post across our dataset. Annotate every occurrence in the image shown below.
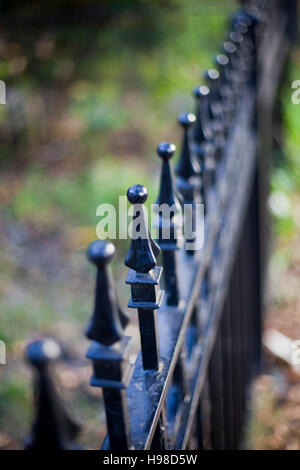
[86,240,132,450]
[155,142,181,306]
[25,338,80,450]
[125,184,163,371]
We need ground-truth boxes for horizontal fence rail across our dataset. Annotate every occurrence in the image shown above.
[24,0,297,451]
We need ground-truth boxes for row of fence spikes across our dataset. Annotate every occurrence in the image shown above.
[24,8,257,450]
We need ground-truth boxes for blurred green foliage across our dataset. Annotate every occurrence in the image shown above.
[270,58,300,239]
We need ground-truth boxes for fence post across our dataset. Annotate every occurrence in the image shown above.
[213,54,235,131]
[176,112,201,255]
[125,184,163,371]
[193,85,213,145]
[155,142,181,306]
[192,87,217,210]
[86,240,132,450]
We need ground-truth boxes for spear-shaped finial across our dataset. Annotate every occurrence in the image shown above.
[125,184,163,370]
[233,9,258,31]
[232,10,258,41]
[204,69,225,124]
[229,30,244,47]
[86,240,124,346]
[25,338,80,450]
[176,113,201,256]
[156,142,180,212]
[204,69,221,103]
[213,54,235,124]
[176,112,200,181]
[125,184,160,273]
[214,54,230,88]
[223,41,238,72]
[230,10,253,29]
[193,85,213,145]
[156,142,181,306]
[233,20,248,35]
[222,41,241,98]
[86,240,132,449]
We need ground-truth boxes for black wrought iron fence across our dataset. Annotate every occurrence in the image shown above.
[24,0,297,451]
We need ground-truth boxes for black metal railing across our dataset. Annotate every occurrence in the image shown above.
[24,0,297,450]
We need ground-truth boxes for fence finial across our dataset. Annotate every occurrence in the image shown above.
[204,69,224,123]
[156,142,180,210]
[204,69,220,98]
[230,10,253,29]
[213,54,237,131]
[86,240,132,449]
[125,184,160,273]
[25,338,80,450]
[86,240,123,346]
[176,112,200,181]
[156,142,181,305]
[125,184,163,370]
[230,30,244,47]
[214,54,230,90]
[193,85,213,145]
[214,54,233,100]
[176,112,201,256]
[223,41,238,71]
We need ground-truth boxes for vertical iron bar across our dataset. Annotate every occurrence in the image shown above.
[162,250,180,306]
[86,240,132,450]
[251,171,262,372]
[151,407,167,450]
[125,184,163,372]
[196,401,204,450]
[137,308,160,371]
[103,388,131,450]
[156,142,181,306]
[208,329,225,449]
[236,228,247,436]
[221,294,235,449]
[230,254,243,447]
